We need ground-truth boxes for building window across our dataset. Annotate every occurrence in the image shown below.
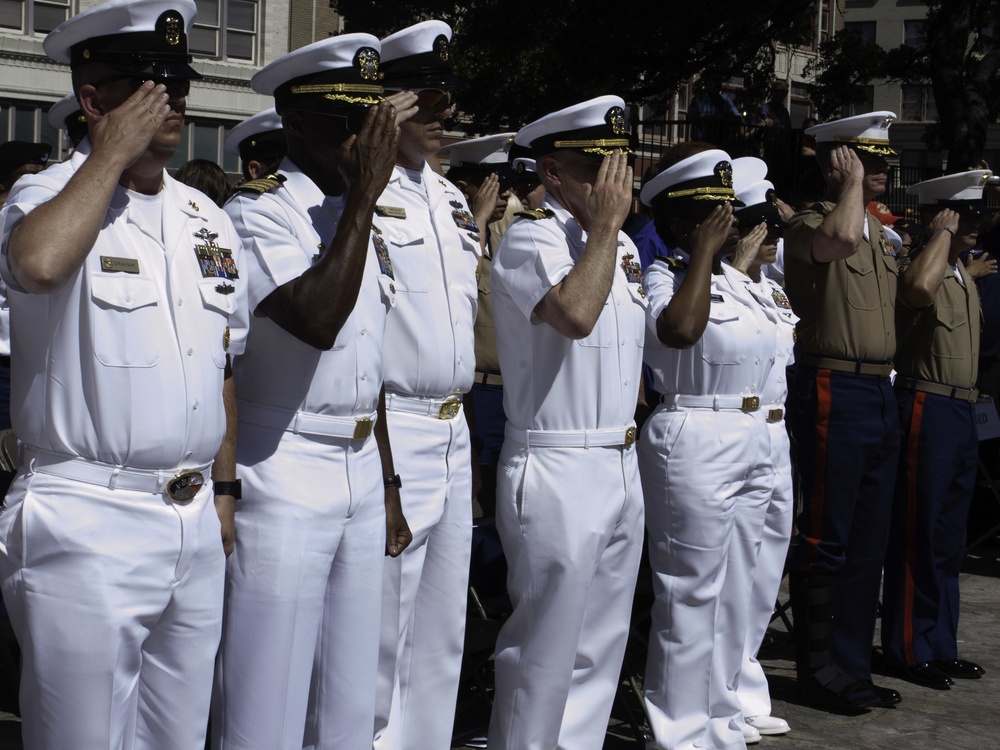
[844,21,877,45]
[168,119,240,175]
[0,100,70,160]
[819,0,833,46]
[191,0,259,63]
[0,0,71,35]
[904,20,924,48]
[902,84,938,122]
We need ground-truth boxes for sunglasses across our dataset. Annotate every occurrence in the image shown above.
[737,217,786,237]
[94,74,191,98]
[412,89,455,109]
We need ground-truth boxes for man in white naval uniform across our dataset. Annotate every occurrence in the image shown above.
[212,37,417,750]
[488,96,646,750]
[0,2,246,748]
[372,20,481,750]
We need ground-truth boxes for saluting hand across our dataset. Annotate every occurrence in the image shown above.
[471,171,501,231]
[731,222,768,273]
[928,208,960,238]
[585,149,633,232]
[89,81,172,173]
[338,91,419,197]
[826,145,863,197]
[689,204,736,259]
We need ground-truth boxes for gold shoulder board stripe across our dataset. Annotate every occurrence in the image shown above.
[234,173,285,195]
[514,208,555,220]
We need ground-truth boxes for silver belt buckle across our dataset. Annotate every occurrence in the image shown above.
[166,470,205,502]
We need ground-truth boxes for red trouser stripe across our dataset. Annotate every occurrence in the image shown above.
[805,369,833,568]
[902,390,926,666]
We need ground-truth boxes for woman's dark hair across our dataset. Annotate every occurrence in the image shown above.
[174,159,232,208]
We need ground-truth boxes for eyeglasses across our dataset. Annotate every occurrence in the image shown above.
[93,74,191,98]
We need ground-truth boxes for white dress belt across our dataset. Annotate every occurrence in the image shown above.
[238,401,377,440]
[24,446,212,494]
[385,392,463,420]
[661,393,763,412]
[504,422,637,448]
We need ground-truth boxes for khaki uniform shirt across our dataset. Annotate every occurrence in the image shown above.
[474,247,501,373]
[785,201,897,361]
[895,262,981,389]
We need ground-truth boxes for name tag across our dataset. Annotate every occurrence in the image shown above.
[100,256,140,274]
[375,205,407,219]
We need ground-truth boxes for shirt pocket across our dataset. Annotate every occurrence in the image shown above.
[844,251,876,311]
[197,278,237,367]
[702,300,747,365]
[89,275,161,367]
[385,223,433,293]
[931,304,967,359]
[577,302,611,348]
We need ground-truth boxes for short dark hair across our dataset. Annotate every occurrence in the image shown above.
[174,159,232,207]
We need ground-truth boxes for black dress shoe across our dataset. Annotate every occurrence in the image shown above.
[797,670,874,715]
[865,681,902,707]
[934,659,985,679]
[886,661,953,689]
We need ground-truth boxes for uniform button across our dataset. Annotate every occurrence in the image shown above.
[185,451,193,459]
[361,373,367,381]
[193,401,199,410]
[360,328,367,336]
[755,358,760,364]
[178,299,184,306]
[124,295,131,303]
[187,348,193,356]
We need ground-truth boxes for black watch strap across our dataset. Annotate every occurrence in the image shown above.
[214,479,242,500]
[384,473,402,489]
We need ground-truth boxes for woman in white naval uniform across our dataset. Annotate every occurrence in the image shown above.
[727,160,797,739]
[638,146,776,750]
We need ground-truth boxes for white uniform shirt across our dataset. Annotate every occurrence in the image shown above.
[491,194,646,431]
[643,253,775,397]
[753,275,797,407]
[226,158,394,418]
[0,139,248,468]
[374,164,480,398]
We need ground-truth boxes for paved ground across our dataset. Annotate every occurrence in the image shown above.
[0,542,995,749]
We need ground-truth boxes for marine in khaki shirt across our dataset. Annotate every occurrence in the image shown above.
[784,200,897,362]
[881,172,988,689]
[783,111,903,715]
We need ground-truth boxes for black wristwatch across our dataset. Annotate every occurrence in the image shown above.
[384,473,403,489]
[214,479,242,500]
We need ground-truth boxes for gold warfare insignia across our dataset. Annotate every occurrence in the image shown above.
[606,106,626,136]
[164,13,181,46]
[435,35,449,61]
[223,326,231,352]
[881,115,894,129]
[356,48,380,82]
[100,256,140,274]
[715,161,733,189]
[663,256,688,271]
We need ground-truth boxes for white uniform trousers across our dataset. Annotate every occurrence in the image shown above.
[212,423,386,750]
[488,442,644,750]
[737,420,793,719]
[373,407,472,750]
[0,468,224,750]
[639,406,771,750]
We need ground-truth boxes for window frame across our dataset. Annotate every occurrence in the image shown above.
[190,0,260,64]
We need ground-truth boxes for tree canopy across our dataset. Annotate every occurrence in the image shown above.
[333,0,817,133]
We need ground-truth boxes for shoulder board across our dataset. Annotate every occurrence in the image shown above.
[656,255,687,271]
[234,172,286,195]
[514,208,555,221]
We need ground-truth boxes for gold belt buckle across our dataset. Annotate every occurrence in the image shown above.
[624,426,637,447]
[353,418,373,440]
[767,408,783,423]
[166,470,205,502]
[741,396,761,412]
[438,398,461,420]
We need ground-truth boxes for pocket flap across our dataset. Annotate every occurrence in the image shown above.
[197,278,237,315]
[90,275,159,311]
